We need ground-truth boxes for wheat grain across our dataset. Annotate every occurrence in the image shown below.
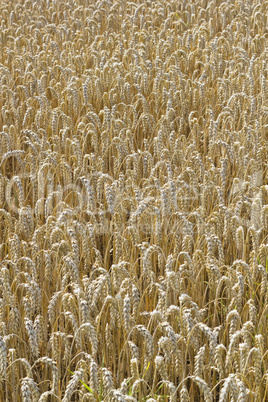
[0,0,267,400]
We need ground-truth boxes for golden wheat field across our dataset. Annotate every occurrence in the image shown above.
[0,0,268,400]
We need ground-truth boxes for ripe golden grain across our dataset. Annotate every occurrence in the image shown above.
[0,0,268,400]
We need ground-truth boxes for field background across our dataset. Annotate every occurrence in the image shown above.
[0,0,268,400]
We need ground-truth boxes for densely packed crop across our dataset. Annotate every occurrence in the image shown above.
[0,0,268,400]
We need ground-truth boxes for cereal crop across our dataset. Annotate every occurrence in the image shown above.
[0,0,268,400]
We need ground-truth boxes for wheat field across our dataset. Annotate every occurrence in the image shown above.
[0,0,268,400]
